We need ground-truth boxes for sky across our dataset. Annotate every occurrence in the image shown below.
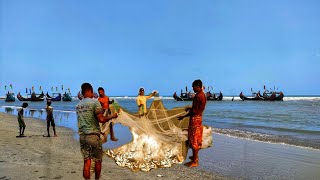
[1,0,320,96]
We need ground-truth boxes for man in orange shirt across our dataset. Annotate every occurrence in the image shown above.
[98,87,118,141]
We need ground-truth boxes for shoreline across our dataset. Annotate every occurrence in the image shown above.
[0,112,228,180]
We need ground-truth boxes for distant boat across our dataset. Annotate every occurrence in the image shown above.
[62,92,72,101]
[274,92,284,101]
[46,92,62,101]
[17,92,45,101]
[240,91,283,101]
[206,91,223,101]
[5,92,15,102]
[240,91,263,101]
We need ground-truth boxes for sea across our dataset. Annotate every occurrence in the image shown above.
[1,96,320,150]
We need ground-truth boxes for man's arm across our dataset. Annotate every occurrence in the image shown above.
[95,100,118,123]
[146,91,157,99]
[96,112,118,123]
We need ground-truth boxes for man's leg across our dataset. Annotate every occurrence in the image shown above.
[19,126,22,136]
[22,126,25,136]
[95,160,102,180]
[83,159,91,179]
[47,121,50,137]
[185,148,199,167]
[53,126,57,137]
[110,123,118,141]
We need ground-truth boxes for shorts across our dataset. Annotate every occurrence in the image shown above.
[47,119,56,128]
[80,134,103,161]
[18,118,26,127]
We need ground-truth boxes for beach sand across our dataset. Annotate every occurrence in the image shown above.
[0,113,227,180]
[2,112,320,180]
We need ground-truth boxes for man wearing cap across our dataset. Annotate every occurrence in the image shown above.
[136,88,157,117]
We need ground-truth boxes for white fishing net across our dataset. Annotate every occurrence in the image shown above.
[103,98,213,172]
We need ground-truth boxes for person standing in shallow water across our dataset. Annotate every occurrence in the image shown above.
[98,87,118,141]
[45,100,57,137]
[76,83,118,180]
[17,102,28,137]
[136,88,157,117]
[178,79,207,167]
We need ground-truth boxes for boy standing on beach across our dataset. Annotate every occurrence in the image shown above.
[17,103,28,137]
[136,88,157,117]
[178,79,207,167]
[76,83,118,180]
[98,87,117,141]
[45,100,57,137]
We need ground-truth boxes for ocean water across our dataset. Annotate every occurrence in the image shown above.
[1,96,320,150]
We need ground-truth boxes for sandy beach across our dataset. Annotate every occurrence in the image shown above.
[0,112,227,180]
[2,111,320,180]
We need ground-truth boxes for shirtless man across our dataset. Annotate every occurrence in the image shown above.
[98,87,117,141]
[178,79,207,167]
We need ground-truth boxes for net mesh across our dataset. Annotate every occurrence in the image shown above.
[103,98,213,172]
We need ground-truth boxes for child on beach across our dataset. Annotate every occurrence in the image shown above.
[136,88,157,117]
[45,100,57,137]
[76,83,118,180]
[178,79,207,167]
[17,102,28,137]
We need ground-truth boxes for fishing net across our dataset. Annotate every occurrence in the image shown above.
[103,97,213,172]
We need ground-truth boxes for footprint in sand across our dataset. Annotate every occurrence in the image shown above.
[70,171,76,173]
[38,176,46,178]
[53,175,63,179]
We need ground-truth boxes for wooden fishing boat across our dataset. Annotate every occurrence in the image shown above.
[206,91,223,101]
[173,92,193,101]
[17,92,45,101]
[262,91,277,101]
[62,92,72,101]
[46,92,62,101]
[274,91,284,101]
[5,92,15,102]
[240,91,263,101]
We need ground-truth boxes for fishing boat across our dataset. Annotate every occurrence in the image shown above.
[206,91,223,101]
[46,92,62,101]
[240,91,263,101]
[17,92,45,101]
[5,92,15,102]
[62,92,72,101]
[274,91,284,101]
[173,91,193,101]
[173,89,223,101]
[262,91,277,101]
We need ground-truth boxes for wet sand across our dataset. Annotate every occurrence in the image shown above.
[200,134,320,179]
[0,113,227,180]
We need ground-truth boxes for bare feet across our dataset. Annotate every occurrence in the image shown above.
[184,161,199,167]
[111,137,118,141]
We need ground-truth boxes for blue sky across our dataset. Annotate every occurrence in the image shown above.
[1,0,320,96]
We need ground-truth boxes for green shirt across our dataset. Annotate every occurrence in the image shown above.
[76,98,103,135]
